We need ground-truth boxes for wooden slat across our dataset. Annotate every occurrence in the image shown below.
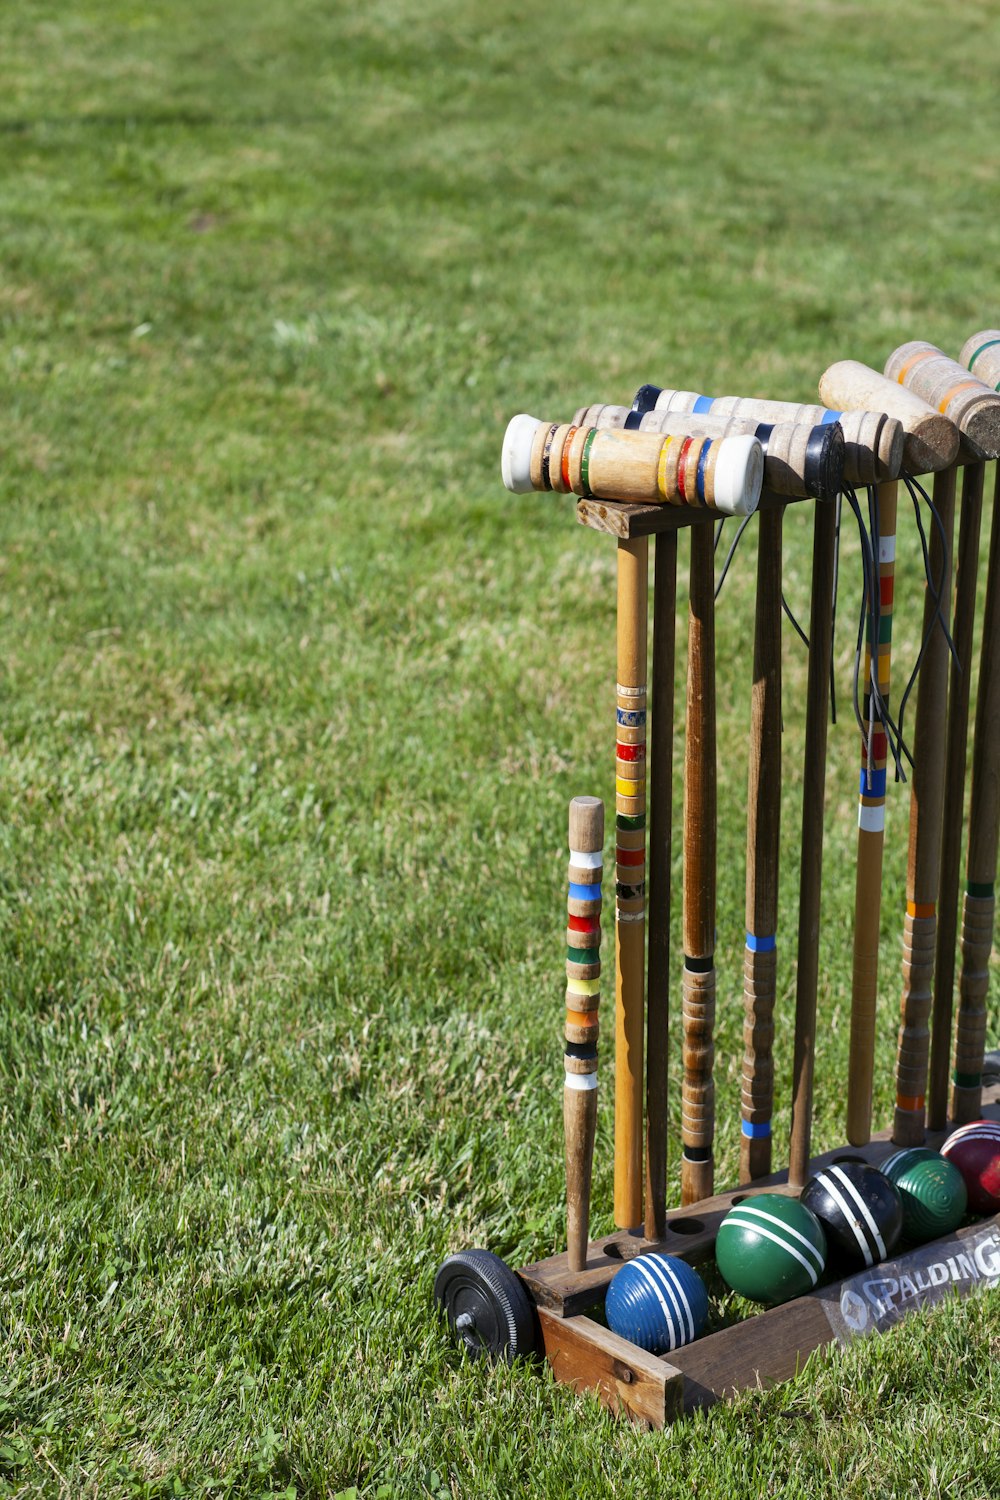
[576,496,708,539]
[668,1297,834,1413]
[576,490,786,540]
[537,1309,683,1426]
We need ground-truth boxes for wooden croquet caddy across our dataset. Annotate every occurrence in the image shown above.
[434,341,1000,1425]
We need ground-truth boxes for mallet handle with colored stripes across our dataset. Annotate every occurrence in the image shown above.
[846,478,898,1146]
[501,415,762,517]
[818,361,959,474]
[634,385,902,488]
[614,539,647,1229]
[571,403,844,501]
[681,523,717,1206]
[565,795,604,1272]
[951,463,1000,1124]
[740,504,782,1182]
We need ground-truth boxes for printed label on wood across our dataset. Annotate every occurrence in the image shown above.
[820,1216,1000,1342]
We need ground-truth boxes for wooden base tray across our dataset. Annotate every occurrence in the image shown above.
[521,1090,1000,1426]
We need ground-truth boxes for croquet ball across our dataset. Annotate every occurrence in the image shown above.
[715,1194,827,1306]
[892,1156,967,1243]
[800,1162,903,1268]
[879,1146,940,1185]
[604,1253,708,1355]
[940,1120,1000,1215]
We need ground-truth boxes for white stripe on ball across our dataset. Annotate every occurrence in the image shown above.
[645,1257,694,1345]
[632,1259,679,1351]
[726,1204,825,1269]
[828,1164,887,1261]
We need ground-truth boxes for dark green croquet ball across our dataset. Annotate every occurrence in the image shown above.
[715,1193,827,1306]
[879,1146,939,1185]
[892,1156,967,1243]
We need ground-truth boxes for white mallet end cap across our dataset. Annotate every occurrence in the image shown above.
[501,413,542,493]
[714,434,763,517]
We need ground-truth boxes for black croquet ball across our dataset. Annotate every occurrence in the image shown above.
[801,1161,903,1268]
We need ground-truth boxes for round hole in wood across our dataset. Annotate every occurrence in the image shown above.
[665,1216,704,1235]
[603,1233,644,1261]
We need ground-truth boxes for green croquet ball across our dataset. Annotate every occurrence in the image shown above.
[893,1157,967,1243]
[880,1146,939,1185]
[715,1193,827,1306]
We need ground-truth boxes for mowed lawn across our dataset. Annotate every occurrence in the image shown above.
[2,1,1000,1495]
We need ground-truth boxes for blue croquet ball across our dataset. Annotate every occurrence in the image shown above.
[604,1253,708,1354]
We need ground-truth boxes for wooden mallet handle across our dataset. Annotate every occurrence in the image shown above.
[892,467,956,1146]
[680,524,717,1206]
[565,796,604,1271]
[614,541,647,1229]
[952,466,1000,1122]
[846,479,898,1146]
[740,505,782,1182]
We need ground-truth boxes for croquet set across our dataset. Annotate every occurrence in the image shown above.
[434,336,1000,1425]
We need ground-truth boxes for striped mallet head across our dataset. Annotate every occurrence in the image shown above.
[633,383,903,488]
[885,341,1000,458]
[572,400,844,502]
[501,413,763,517]
[961,330,1000,392]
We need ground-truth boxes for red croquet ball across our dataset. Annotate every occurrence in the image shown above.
[940,1120,1000,1215]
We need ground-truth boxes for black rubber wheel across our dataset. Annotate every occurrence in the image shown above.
[433,1249,538,1363]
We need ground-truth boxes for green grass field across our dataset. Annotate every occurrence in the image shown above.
[2,1,1000,1495]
